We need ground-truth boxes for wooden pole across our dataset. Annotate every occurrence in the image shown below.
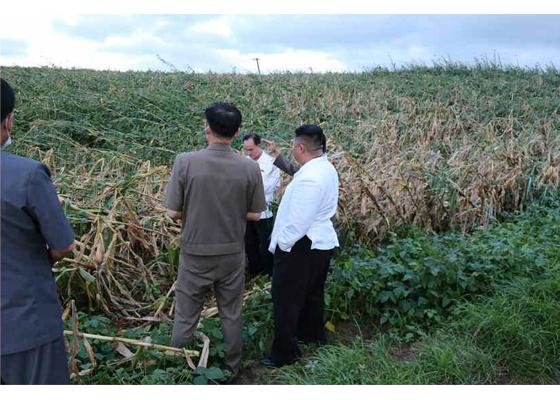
[253,58,261,75]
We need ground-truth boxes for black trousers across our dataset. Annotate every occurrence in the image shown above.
[245,218,274,277]
[270,236,332,365]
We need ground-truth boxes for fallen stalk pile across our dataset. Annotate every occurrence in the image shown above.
[25,128,560,320]
[62,300,204,381]
[3,66,557,321]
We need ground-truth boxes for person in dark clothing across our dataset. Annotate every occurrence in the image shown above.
[1,78,75,384]
[242,133,280,278]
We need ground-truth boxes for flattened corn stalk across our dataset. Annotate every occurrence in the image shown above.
[9,67,557,321]
[4,66,556,382]
[36,124,559,319]
[63,300,202,380]
[63,330,200,358]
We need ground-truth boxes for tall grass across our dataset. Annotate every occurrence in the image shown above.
[451,276,560,383]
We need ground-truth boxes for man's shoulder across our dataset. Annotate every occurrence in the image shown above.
[299,158,337,180]
[260,151,278,166]
[1,152,43,172]
[1,153,48,192]
[314,156,337,171]
[174,150,205,164]
[231,154,263,181]
[176,149,258,172]
[324,158,338,173]
[319,158,338,180]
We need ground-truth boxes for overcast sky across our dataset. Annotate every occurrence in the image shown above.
[1,15,559,73]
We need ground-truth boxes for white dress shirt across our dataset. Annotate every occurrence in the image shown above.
[250,151,281,219]
[269,155,339,253]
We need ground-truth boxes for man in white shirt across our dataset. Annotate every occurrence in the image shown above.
[261,125,339,368]
[242,133,281,277]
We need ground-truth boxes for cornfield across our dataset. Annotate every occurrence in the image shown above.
[2,65,559,320]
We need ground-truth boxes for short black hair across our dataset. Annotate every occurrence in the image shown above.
[1,78,15,122]
[295,124,326,153]
[204,102,242,138]
[242,133,261,145]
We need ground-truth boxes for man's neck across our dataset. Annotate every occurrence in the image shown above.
[299,152,324,166]
[207,134,232,146]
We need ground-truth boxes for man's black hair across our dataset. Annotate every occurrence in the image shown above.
[204,102,242,138]
[242,133,261,145]
[1,78,15,123]
[295,124,326,153]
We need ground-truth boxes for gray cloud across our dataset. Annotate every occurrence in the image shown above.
[46,14,560,72]
[451,15,560,47]
[227,15,560,51]
[52,15,209,42]
[53,15,143,41]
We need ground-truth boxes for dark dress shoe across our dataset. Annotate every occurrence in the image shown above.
[260,355,299,368]
[260,356,281,368]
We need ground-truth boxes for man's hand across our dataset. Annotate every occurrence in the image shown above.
[247,212,261,221]
[49,243,75,264]
[167,209,182,221]
[262,139,280,158]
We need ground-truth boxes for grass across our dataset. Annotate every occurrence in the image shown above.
[451,276,560,383]
[274,335,498,384]
[275,268,560,384]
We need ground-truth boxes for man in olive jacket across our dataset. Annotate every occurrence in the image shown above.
[166,102,266,377]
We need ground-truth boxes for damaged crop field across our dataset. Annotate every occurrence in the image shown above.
[2,64,559,384]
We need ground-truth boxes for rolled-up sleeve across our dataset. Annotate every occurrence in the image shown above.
[26,164,75,251]
[273,154,299,176]
[166,155,185,212]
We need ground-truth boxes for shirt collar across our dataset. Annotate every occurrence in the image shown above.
[295,154,327,176]
[257,151,272,162]
[206,143,233,152]
[247,151,272,165]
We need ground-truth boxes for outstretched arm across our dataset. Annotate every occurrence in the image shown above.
[262,139,300,176]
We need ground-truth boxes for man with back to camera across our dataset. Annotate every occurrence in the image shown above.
[166,102,266,379]
[242,133,281,278]
[261,124,339,367]
[1,78,75,384]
